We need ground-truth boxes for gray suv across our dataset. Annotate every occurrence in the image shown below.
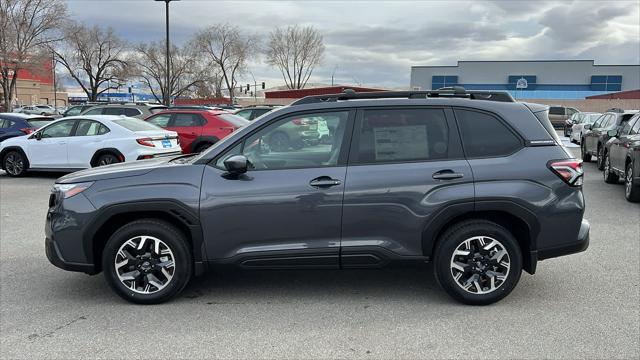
[45,88,589,305]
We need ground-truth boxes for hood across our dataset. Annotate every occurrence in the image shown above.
[57,156,181,184]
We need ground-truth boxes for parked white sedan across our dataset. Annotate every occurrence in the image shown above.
[0,115,181,176]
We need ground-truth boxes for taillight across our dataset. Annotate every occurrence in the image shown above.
[136,138,155,147]
[20,128,34,134]
[548,159,583,186]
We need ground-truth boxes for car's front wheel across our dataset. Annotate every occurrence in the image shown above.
[581,142,591,162]
[603,153,619,184]
[103,219,193,304]
[625,161,640,202]
[434,220,522,305]
[3,150,27,177]
[597,146,605,170]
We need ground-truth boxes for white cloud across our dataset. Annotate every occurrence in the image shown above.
[65,0,640,88]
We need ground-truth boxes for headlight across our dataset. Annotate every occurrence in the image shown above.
[53,182,94,198]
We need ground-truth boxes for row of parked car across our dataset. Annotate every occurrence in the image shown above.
[0,103,286,177]
[564,108,640,202]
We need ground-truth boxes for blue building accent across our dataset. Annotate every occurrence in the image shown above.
[432,75,458,89]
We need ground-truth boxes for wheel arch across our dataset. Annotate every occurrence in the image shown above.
[84,200,206,275]
[422,200,539,274]
[90,148,125,167]
[0,146,30,171]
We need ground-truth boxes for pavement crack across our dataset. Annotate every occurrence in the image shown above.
[27,315,87,342]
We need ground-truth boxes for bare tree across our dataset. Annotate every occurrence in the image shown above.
[265,25,324,90]
[132,40,203,104]
[195,24,253,103]
[52,22,129,102]
[0,0,66,111]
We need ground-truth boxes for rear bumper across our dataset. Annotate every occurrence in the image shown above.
[538,219,590,260]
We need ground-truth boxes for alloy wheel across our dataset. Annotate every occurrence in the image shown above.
[114,235,176,294]
[604,156,611,180]
[5,153,24,176]
[597,148,603,168]
[98,155,116,166]
[450,236,510,295]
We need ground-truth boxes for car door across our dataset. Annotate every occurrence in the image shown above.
[65,119,110,168]
[167,113,203,152]
[27,119,76,168]
[199,109,354,267]
[587,114,610,153]
[611,116,639,171]
[340,107,472,265]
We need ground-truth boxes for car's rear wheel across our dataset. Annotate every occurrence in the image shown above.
[603,153,619,184]
[581,142,591,162]
[597,145,605,170]
[103,219,192,304]
[625,161,640,202]
[434,220,522,305]
[3,151,27,177]
[195,143,212,153]
[95,153,120,167]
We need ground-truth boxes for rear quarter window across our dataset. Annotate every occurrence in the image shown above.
[455,109,523,158]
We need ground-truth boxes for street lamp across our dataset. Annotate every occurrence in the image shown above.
[155,0,179,106]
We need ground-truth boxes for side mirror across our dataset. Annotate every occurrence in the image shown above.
[33,132,42,140]
[583,124,591,130]
[607,129,618,137]
[223,155,248,174]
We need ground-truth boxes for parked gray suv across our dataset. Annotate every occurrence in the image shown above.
[45,88,589,305]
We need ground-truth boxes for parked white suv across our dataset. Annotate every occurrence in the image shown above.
[0,115,181,176]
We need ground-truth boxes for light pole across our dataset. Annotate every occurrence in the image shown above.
[155,0,179,106]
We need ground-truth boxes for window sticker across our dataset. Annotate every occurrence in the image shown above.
[373,125,428,161]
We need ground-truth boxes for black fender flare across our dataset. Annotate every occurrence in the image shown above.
[83,200,207,275]
[190,136,219,152]
[90,148,125,167]
[0,146,30,170]
[421,200,540,273]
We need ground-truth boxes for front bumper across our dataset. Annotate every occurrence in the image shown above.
[45,237,97,274]
[538,219,590,260]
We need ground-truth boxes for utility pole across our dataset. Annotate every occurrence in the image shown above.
[155,0,179,106]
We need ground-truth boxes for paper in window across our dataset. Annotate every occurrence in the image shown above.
[373,125,428,161]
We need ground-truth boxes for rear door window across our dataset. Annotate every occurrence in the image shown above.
[123,108,142,117]
[83,108,104,115]
[352,108,451,164]
[455,109,522,158]
[172,113,203,127]
[549,107,565,115]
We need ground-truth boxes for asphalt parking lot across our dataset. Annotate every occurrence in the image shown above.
[0,145,638,359]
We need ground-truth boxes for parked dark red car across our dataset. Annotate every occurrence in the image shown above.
[145,109,249,153]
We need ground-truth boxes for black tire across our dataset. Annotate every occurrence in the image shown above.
[581,142,591,162]
[564,127,570,137]
[95,153,120,167]
[102,219,193,304]
[603,152,619,184]
[194,143,212,153]
[434,220,523,305]
[269,132,290,152]
[625,161,640,202]
[2,150,27,177]
[596,145,605,170]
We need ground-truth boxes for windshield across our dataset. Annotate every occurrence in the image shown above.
[112,117,163,132]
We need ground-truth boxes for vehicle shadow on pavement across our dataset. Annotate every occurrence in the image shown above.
[177,267,452,305]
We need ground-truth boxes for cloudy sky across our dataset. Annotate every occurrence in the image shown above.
[66,0,640,89]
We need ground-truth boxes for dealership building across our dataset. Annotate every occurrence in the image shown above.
[410,60,640,99]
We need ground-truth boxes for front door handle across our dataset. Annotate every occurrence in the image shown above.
[309,176,342,188]
[432,170,464,180]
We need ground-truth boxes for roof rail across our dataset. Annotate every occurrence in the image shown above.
[290,87,515,106]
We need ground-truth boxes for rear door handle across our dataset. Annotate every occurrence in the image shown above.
[309,176,342,188]
[432,170,464,180]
